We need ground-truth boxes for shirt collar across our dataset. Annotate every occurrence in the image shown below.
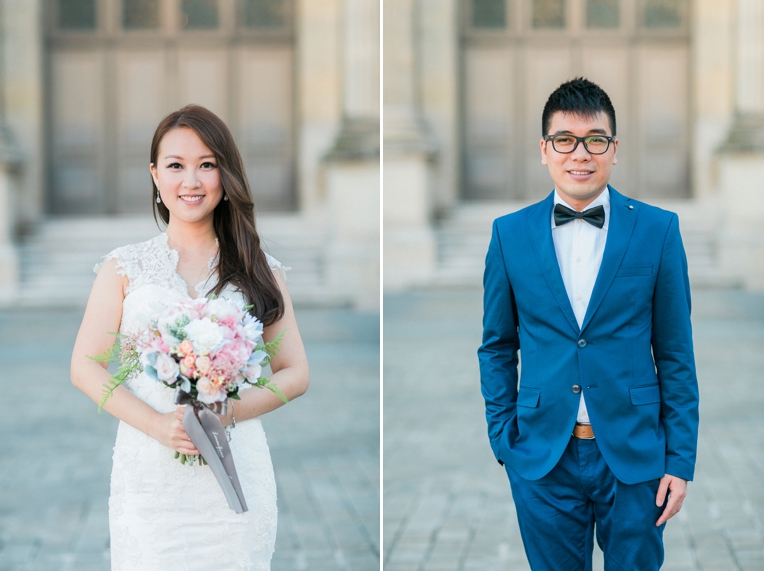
[551,187,611,230]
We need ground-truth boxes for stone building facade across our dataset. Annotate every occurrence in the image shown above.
[0,0,380,309]
[385,0,764,291]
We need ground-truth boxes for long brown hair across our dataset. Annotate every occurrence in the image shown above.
[150,105,284,326]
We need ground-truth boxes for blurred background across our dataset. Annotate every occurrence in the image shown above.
[384,0,764,292]
[384,2,764,570]
[0,0,380,311]
[0,1,380,570]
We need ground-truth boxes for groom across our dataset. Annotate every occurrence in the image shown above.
[478,78,699,570]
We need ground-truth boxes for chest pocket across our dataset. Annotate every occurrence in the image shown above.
[616,265,653,278]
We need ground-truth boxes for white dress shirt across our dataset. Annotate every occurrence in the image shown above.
[551,188,611,424]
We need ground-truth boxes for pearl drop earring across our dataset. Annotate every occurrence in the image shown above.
[156,195,161,203]
[224,195,229,202]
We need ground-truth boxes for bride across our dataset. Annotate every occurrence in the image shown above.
[70,105,309,570]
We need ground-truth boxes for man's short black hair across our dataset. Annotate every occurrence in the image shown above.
[542,77,616,136]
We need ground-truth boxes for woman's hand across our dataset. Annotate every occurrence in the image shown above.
[151,406,200,455]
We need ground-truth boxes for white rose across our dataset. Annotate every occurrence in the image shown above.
[203,298,242,322]
[154,352,180,383]
[183,318,224,356]
[245,363,262,382]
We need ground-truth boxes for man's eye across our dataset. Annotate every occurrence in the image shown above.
[586,137,607,144]
[555,137,575,144]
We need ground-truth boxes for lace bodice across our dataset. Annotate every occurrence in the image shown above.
[97,233,283,571]
[95,233,288,341]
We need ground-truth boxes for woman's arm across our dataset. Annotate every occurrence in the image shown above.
[224,268,310,424]
[70,258,199,455]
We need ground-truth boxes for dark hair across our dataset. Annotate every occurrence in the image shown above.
[150,104,285,326]
[542,77,616,136]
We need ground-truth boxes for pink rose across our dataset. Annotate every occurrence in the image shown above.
[179,361,196,378]
[183,354,196,367]
[154,352,180,383]
[195,355,211,374]
[179,340,194,356]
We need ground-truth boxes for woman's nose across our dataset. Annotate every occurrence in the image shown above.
[183,170,200,188]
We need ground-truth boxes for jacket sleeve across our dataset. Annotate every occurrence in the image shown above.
[651,213,700,481]
[478,218,521,466]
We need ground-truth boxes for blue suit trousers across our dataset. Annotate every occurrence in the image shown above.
[506,437,666,571]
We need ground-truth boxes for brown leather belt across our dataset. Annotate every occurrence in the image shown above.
[572,423,595,439]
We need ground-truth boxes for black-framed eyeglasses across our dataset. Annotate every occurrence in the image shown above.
[544,134,615,155]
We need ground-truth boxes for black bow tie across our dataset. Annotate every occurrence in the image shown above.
[554,203,605,229]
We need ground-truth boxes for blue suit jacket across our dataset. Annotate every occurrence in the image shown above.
[478,187,699,485]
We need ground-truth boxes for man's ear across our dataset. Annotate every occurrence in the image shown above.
[611,138,619,166]
[540,139,548,165]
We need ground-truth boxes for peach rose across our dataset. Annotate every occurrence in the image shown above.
[195,355,211,374]
[179,339,194,356]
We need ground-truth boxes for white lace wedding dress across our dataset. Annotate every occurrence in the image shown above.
[95,233,284,571]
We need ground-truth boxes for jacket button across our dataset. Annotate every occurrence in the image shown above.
[572,385,582,394]
[577,339,587,348]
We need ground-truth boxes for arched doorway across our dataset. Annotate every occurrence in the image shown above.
[461,0,690,200]
[46,0,296,214]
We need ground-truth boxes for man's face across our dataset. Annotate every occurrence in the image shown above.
[540,111,618,210]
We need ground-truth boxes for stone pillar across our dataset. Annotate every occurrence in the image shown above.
[691,0,734,201]
[0,1,24,303]
[383,0,438,290]
[0,157,20,303]
[735,0,764,114]
[716,0,764,289]
[297,0,341,214]
[322,0,380,310]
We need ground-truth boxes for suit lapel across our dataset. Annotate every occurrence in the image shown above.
[525,192,580,335]
[581,187,638,332]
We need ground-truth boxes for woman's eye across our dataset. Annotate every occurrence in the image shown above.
[167,163,182,170]
[201,162,217,169]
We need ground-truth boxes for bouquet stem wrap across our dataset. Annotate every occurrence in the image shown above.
[175,389,249,514]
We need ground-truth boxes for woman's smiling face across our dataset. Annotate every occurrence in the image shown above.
[150,127,224,226]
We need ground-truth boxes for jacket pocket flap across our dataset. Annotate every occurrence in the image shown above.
[630,384,661,405]
[517,387,540,408]
[616,264,653,277]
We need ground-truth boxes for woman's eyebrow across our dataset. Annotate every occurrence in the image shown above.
[163,154,216,160]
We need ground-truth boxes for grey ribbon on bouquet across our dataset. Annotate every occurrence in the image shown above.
[174,388,249,514]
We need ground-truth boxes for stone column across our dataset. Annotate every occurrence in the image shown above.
[0,1,24,303]
[322,0,380,310]
[735,0,764,115]
[383,0,438,290]
[716,0,764,289]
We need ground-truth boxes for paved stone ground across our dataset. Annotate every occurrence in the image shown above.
[384,287,764,571]
[0,305,379,571]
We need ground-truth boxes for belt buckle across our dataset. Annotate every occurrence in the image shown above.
[573,423,595,440]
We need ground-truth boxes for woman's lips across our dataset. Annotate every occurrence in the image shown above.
[179,195,204,203]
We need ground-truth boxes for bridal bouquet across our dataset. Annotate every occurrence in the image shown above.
[91,297,286,513]
[95,297,287,414]
[137,297,286,408]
